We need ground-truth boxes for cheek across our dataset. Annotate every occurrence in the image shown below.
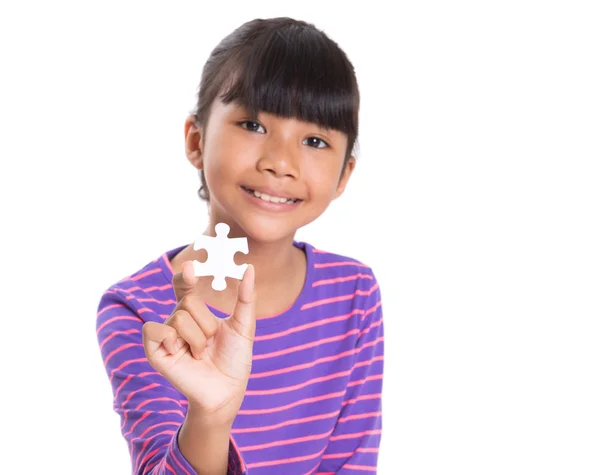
[204,136,244,183]
[305,163,343,200]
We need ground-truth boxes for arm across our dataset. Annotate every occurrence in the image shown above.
[179,405,236,475]
[96,288,246,475]
[317,272,384,474]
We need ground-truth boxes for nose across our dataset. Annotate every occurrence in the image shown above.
[257,135,300,179]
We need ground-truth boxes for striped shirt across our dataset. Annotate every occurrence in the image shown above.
[96,240,384,474]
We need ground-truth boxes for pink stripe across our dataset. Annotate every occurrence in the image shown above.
[349,354,384,375]
[303,462,324,475]
[97,315,142,335]
[170,438,194,475]
[134,422,179,441]
[115,374,135,401]
[301,293,354,310]
[104,342,143,366]
[240,428,334,452]
[312,273,373,287]
[159,409,185,418]
[342,393,382,407]
[238,390,345,415]
[348,374,383,388]
[359,318,383,338]
[135,445,160,472]
[136,297,177,305]
[162,252,175,274]
[352,343,384,370]
[145,459,160,473]
[135,429,176,469]
[135,396,183,411]
[251,347,356,379]
[330,429,381,441]
[250,334,384,380]
[131,268,162,281]
[120,385,160,431]
[165,462,176,474]
[124,410,150,437]
[230,435,245,471]
[245,370,351,396]
[312,248,330,253]
[246,446,324,468]
[342,464,377,471]
[109,357,148,384]
[232,410,338,434]
[357,448,379,453]
[301,283,378,310]
[362,301,382,321]
[114,371,160,401]
[315,261,369,269]
[121,383,159,408]
[322,452,353,459]
[99,329,140,351]
[255,309,364,342]
[253,329,359,360]
[97,303,126,317]
[338,411,381,423]
[347,373,383,388]
[122,283,172,294]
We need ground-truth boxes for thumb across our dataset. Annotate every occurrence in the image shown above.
[226,264,256,340]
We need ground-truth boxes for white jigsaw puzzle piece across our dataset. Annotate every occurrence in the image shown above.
[192,222,249,291]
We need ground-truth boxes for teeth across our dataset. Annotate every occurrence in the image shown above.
[251,189,295,204]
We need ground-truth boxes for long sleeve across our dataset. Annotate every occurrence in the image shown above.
[316,272,384,474]
[96,287,246,475]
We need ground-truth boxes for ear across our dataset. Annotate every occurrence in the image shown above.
[334,156,356,199]
[184,115,203,170]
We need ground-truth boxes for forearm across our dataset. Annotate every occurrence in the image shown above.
[178,405,232,475]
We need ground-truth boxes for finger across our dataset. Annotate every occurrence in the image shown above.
[172,260,199,301]
[174,293,219,340]
[227,264,256,340]
[142,321,179,358]
[166,309,208,360]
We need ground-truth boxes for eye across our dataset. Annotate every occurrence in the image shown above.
[239,120,266,134]
[303,137,329,149]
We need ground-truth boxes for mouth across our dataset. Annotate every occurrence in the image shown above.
[241,185,302,205]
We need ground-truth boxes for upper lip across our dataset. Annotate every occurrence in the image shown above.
[242,185,301,200]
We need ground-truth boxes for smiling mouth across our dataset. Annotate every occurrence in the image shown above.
[241,186,302,204]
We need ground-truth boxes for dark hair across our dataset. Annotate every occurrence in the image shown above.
[192,17,360,202]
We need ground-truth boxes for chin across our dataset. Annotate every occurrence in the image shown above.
[235,213,300,244]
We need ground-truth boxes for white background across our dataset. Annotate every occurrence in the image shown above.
[1,1,599,473]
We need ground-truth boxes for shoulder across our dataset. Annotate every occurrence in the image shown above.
[303,241,379,281]
[298,242,383,335]
[96,244,185,321]
[301,241,381,304]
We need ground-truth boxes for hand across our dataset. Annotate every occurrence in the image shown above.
[142,262,256,426]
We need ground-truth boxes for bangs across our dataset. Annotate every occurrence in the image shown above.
[216,26,358,138]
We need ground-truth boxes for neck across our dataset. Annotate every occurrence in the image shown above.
[202,219,298,290]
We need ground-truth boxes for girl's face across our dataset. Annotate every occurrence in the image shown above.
[185,99,355,243]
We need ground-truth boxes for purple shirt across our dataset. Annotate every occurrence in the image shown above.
[96,241,384,474]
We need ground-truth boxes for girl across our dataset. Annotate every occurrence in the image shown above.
[96,17,384,475]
